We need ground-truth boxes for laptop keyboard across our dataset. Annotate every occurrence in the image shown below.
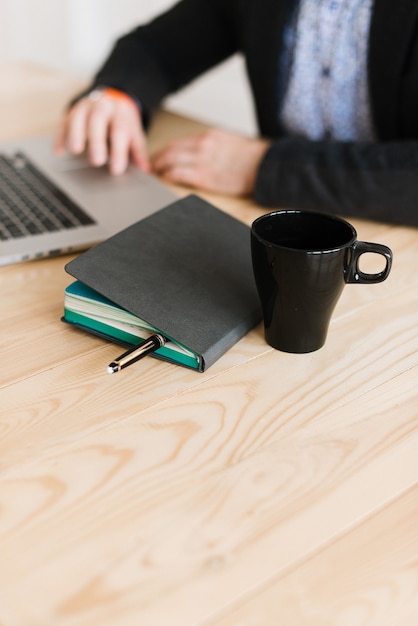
[0,152,96,241]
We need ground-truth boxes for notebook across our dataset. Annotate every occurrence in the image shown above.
[64,195,262,371]
[64,280,202,370]
[0,134,176,266]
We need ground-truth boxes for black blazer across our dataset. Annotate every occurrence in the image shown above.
[91,0,418,225]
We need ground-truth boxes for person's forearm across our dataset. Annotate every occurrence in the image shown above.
[255,138,418,227]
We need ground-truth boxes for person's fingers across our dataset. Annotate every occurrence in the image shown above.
[108,102,149,175]
[87,101,113,167]
[153,153,212,191]
[129,125,151,173]
[66,100,91,155]
[152,136,200,173]
[155,163,202,188]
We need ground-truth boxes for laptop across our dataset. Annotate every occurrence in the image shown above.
[0,134,177,266]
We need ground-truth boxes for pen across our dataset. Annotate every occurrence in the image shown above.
[107,333,166,373]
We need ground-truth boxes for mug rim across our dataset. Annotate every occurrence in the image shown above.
[251,209,357,253]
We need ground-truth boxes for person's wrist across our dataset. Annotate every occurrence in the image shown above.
[87,86,141,111]
[68,85,140,112]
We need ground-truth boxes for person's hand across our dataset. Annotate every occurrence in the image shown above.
[54,88,150,175]
[151,128,271,196]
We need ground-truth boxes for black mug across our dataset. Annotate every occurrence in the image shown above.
[251,210,393,353]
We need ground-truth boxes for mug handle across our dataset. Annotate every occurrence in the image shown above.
[345,241,393,284]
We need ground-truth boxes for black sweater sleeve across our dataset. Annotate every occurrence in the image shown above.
[255,137,418,227]
[91,0,240,121]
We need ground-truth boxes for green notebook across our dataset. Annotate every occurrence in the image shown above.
[64,280,201,370]
[63,195,262,371]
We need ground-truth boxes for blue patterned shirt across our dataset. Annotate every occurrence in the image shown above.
[280,0,375,141]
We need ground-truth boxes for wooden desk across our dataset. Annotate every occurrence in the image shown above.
[1,63,417,626]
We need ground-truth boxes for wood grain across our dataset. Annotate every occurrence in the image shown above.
[210,486,418,626]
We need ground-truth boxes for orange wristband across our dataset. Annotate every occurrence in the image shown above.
[103,87,134,104]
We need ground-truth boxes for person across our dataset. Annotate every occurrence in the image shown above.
[55,0,418,227]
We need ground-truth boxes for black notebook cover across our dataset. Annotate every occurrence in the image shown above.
[64,194,262,371]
